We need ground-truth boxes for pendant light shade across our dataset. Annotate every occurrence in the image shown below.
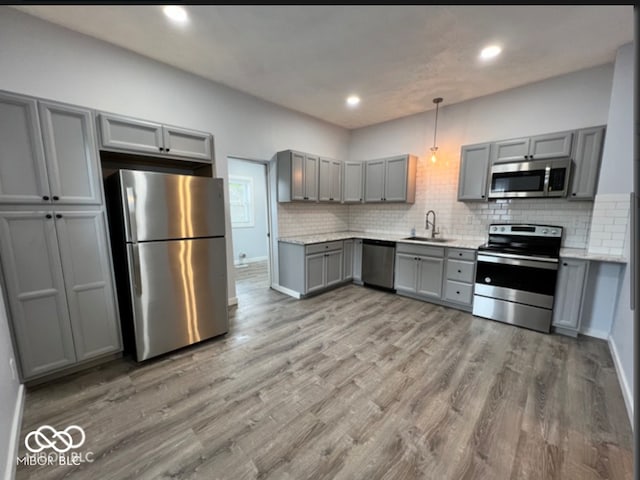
[430,97,443,163]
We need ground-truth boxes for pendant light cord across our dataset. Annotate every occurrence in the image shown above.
[431,97,443,151]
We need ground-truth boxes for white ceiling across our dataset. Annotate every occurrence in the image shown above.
[13,5,634,129]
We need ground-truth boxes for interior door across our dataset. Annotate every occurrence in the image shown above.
[127,236,228,361]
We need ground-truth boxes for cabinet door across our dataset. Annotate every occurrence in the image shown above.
[552,259,588,332]
[364,160,385,202]
[305,252,325,293]
[384,156,408,202]
[0,211,76,378]
[304,154,319,201]
[417,256,444,298]
[330,160,342,202]
[291,151,305,201]
[343,162,363,203]
[98,113,163,155]
[343,240,353,281]
[492,137,530,163]
[353,239,363,282]
[162,126,213,162]
[394,253,418,292]
[569,127,605,200]
[0,92,51,204]
[325,250,343,287]
[457,143,490,201]
[529,131,573,160]
[39,102,102,205]
[318,157,332,202]
[55,210,121,361]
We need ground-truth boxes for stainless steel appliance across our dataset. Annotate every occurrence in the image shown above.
[473,224,563,333]
[489,158,571,199]
[362,239,396,291]
[105,170,228,361]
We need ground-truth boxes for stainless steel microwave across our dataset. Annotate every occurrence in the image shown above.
[488,158,571,199]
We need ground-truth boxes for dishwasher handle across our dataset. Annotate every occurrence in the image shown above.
[362,239,396,248]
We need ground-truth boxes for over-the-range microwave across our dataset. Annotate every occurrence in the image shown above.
[488,158,571,199]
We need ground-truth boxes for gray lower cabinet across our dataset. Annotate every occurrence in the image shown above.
[552,258,589,336]
[279,240,346,295]
[353,239,363,283]
[343,239,353,281]
[443,249,476,307]
[305,252,326,294]
[0,208,121,379]
[394,244,444,300]
[569,126,605,200]
[98,112,213,162]
[457,143,491,201]
[343,162,363,203]
[0,92,102,205]
[319,157,342,202]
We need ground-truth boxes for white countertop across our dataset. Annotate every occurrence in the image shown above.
[278,231,484,250]
[559,248,627,264]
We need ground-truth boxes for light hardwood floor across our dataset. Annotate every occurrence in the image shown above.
[16,274,633,479]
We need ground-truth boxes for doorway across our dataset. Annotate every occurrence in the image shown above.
[227,157,272,296]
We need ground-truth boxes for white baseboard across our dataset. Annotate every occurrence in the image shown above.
[234,256,268,266]
[580,327,609,340]
[271,284,302,299]
[4,384,24,480]
[227,297,238,307]
[608,336,633,427]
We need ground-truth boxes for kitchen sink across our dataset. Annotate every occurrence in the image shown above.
[403,236,452,243]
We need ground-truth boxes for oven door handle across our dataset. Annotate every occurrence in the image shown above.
[477,253,559,270]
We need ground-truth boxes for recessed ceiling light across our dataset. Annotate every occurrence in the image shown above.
[480,45,502,60]
[163,5,188,23]
[346,95,360,107]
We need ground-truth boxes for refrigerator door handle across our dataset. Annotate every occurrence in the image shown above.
[131,243,142,296]
[125,186,138,242]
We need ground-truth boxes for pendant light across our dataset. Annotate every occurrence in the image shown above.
[430,97,443,163]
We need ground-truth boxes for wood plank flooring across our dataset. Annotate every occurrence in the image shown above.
[15,276,632,479]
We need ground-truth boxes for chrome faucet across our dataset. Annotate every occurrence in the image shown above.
[425,210,439,239]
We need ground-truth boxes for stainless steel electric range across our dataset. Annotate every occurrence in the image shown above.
[472,224,563,333]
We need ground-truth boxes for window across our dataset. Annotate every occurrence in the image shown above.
[229,175,254,228]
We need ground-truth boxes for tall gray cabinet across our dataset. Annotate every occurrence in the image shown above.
[0,90,121,380]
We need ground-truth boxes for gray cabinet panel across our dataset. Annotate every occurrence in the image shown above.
[325,250,343,287]
[416,256,444,298]
[55,210,121,361]
[444,280,473,305]
[290,151,305,201]
[529,131,573,160]
[384,156,408,202]
[304,155,319,202]
[330,160,342,202]
[446,259,474,283]
[552,259,589,333]
[394,253,418,292]
[0,92,50,204]
[458,143,490,201]
[39,102,102,205]
[343,240,353,281]
[353,239,363,282]
[305,253,325,294]
[162,126,212,162]
[0,211,76,378]
[364,160,385,202]
[343,162,363,203]
[569,126,605,200]
[493,137,530,163]
[318,157,332,201]
[99,113,163,155]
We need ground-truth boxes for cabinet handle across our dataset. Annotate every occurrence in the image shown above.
[572,193,577,197]
[457,269,462,273]
[563,262,568,266]
[55,214,63,219]
[456,291,460,295]
[159,147,164,152]
[304,196,309,200]
[42,195,49,201]
[45,214,52,219]
[458,253,462,256]
[165,148,170,152]
[52,196,59,201]
[481,195,485,198]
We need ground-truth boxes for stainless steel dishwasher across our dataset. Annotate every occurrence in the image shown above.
[361,239,396,291]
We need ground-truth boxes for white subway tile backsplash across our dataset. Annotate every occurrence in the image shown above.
[587,193,630,257]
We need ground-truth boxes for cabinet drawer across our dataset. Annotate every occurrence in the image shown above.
[306,241,344,255]
[447,248,476,261]
[396,243,444,257]
[446,259,475,283]
[444,280,473,305]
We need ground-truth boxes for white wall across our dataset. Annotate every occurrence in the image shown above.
[0,283,23,480]
[0,6,351,302]
[595,42,634,422]
[347,64,614,247]
[228,158,269,264]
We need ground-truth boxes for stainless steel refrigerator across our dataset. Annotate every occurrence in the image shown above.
[105,170,228,361]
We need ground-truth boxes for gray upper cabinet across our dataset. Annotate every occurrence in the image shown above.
[529,131,573,160]
[319,157,341,202]
[569,126,605,200]
[0,93,50,204]
[364,154,416,203]
[39,101,102,205]
[0,211,77,378]
[492,137,530,163]
[457,143,491,201]
[98,113,213,163]
[343,161,363,203]
[277,150,319,202]
[54,210,121,361]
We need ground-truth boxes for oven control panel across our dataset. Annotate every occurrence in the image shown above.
[489,224,562,238]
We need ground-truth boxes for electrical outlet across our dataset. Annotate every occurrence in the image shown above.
[9,357,17,381]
